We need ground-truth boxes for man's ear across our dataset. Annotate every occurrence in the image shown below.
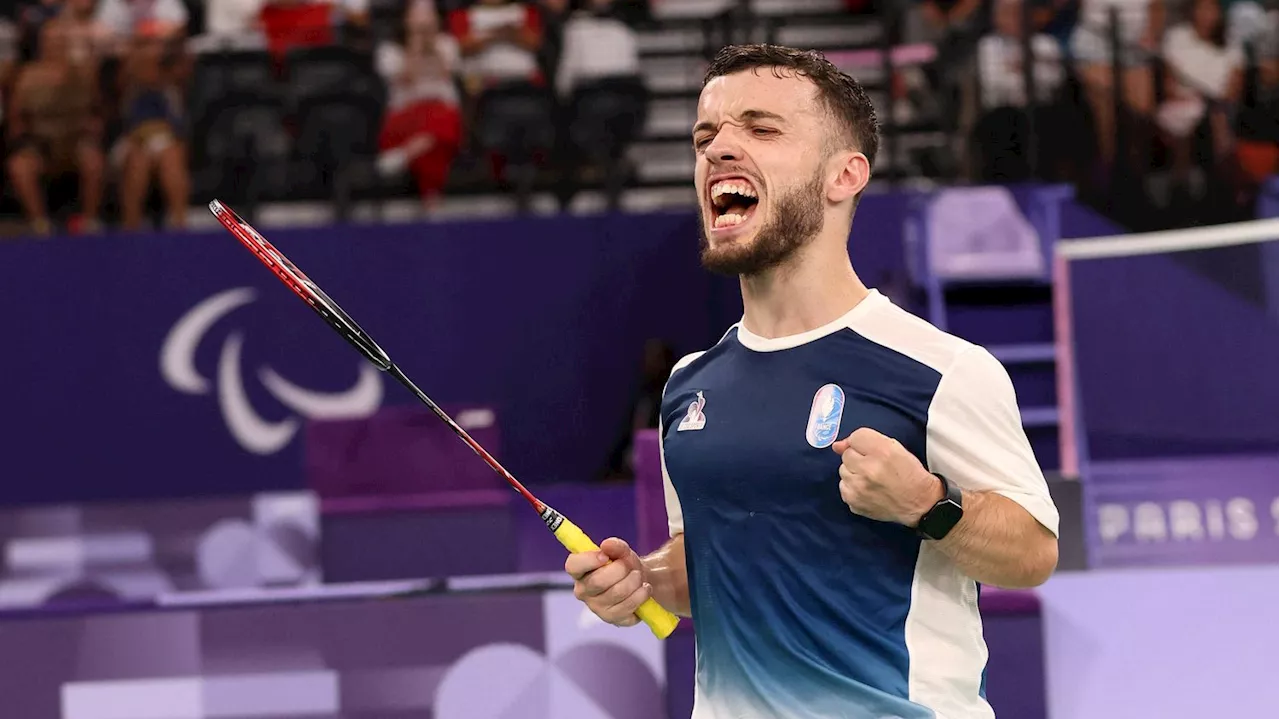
[828,149,872,206]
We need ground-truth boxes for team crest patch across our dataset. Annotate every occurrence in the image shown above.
[805,384,845,448]
[677,391,707,431]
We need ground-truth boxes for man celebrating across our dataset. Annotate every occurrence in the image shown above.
[565,44,1059,719]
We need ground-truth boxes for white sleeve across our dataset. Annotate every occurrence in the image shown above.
[555,21,580,98]
[376,42,403,80]
[926,347,1060,537]
[660,419,684,537]
[158,0,189,27]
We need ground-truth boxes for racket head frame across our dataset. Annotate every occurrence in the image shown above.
[209,199,392,372]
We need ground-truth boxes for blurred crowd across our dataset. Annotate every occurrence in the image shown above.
[0,0,1276,237]
[0,0,652,235]
[898,0,1279,227]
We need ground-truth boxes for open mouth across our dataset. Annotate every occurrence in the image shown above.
[710,178,760,230]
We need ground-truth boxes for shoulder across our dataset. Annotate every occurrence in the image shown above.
[670,351,707,377]
[664,324,738,388]
[846,292,978,379]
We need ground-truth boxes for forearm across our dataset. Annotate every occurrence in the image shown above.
[641,533,691,617]
[950,0,983,23]
[1145,0,1165,44]
[931,490,1058,589]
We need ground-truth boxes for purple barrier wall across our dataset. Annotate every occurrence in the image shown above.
[0,196,921,507]
[0,579,667,718]
[317,482,638,583]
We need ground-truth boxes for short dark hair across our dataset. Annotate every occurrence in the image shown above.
[703,44,880,170]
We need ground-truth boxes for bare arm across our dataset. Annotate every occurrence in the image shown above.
[641,533,691,617]
[1142,0,1166,51]
[835,348,1061,590]
[6,67,34,139]
[910,486,1059,588]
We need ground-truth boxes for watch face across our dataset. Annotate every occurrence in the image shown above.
[921,499,963,539]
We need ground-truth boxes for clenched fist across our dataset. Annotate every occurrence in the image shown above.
[564,537,653,627]
[832,427,943,526]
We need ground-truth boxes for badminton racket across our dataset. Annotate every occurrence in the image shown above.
[207,199,679,639]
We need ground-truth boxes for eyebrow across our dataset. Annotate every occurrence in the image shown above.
[692,109,789,137]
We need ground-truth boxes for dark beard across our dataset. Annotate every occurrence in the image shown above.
[699,169,825,277]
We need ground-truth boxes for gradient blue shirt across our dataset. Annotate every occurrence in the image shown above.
[659,290,1059,719]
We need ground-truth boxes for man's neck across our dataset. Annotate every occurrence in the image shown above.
[738,232,869,340]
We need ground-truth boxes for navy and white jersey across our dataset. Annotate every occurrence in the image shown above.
[659,289,1060,719]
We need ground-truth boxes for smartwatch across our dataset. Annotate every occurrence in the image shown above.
[916,473,964,540]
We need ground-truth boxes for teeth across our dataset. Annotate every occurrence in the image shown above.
[715,213,747,228]
[711,180,757,199]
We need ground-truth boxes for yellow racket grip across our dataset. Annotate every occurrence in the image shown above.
[552,516,681,640]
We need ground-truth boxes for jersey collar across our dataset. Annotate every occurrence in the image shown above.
[734,289,887,353]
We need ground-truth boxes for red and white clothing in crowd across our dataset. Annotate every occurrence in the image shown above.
[447,1,542,85]
[376,0,462,204]
[257,0,368,55]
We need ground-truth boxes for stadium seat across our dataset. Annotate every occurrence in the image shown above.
[192,91,292,215]
[284,45,379,108]
[560,76,650,210]
[472,81,556,210]
[187,50,280,130]
[291,90,385,221]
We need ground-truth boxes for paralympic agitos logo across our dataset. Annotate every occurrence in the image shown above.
[160,287,383,455]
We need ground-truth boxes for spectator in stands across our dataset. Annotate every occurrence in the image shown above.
[5,18,105,235]
[1232,4,1277,189]
[895,0,991,154]
[449,0,547,199]
[553,0,646,208]
[555,0,640,98]
[534,0,568,84]
[1031,0,1080,47]
[60,0,114,61]
[1070,0,1164,172]
[114,19,190,230]
[1222,0,1269,49]
[375,0,462,211]
[1157,0,1244,198]
[972,0,1067,181]
[15,0,62,60]
[448,0,543,96]
[977,0,1065,108]
[1,11,18,91]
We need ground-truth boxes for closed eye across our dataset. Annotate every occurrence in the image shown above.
[752,127,778,138]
